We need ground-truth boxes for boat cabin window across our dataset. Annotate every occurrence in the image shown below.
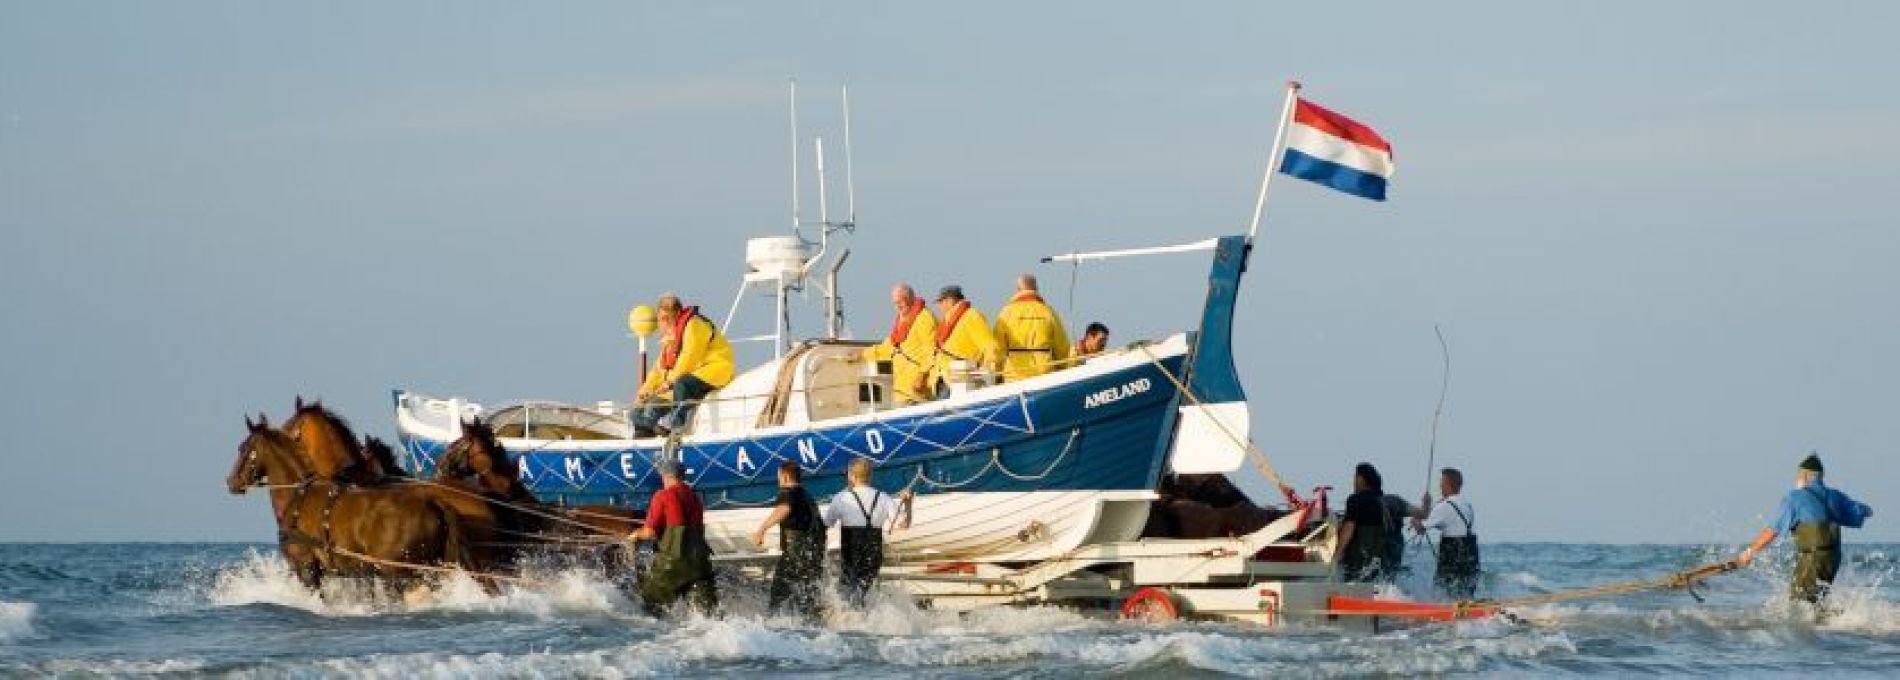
[802,341,887,423]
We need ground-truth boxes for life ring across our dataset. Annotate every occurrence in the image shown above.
[1120,586,1180,622]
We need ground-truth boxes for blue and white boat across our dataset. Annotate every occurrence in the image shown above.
[392,232,1258,562]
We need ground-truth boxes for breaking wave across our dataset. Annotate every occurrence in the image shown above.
[6,543,1898,677]
[203,549,634,620]
[0,601,33,643]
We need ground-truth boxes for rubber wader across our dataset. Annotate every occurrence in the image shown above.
[1791,520,1841,604]
[838,490,885,608]
[1437,501,1480,600]
[768,500,828,619]
[1342,520,1389,583]
[642,524,717,615]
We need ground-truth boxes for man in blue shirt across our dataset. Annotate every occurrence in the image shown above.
[1737,453,1873,604]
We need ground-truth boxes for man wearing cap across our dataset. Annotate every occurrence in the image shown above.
[630,458,718,615]
[861,284,938,404]
[1736,453,1874,604]
[993,274,1071,383]
[930,285,1000,393]
[634,294,734,436]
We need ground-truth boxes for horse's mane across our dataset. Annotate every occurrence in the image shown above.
[459,418,520,476]
[292,399,359,449]
[362,436,408,478]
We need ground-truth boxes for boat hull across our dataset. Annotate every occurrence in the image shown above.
[395,338,1193,562]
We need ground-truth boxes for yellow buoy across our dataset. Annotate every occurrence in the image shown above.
[627,304,659,337]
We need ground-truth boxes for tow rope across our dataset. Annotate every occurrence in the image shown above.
[1321,560,1742,622]
[395,478,633,539]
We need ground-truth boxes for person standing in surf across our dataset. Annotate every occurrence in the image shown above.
[630,458,718,616]
[824,458,912,608]
[1411,468,1480,599]
[1736,453,1873,604]
[1332,463,1391,582]
[752,461,828,621]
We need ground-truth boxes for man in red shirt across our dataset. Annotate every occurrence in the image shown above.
[630,458,717,615]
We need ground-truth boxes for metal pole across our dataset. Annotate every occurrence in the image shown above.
[637,336,650,389]
[1245,80,1302,245]
[827,249,851,339]
[789,78,801,232]
[815,137,830,229]
[775,276,789,359]
[842,84,857,226]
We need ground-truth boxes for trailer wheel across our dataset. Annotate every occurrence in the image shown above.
[1121,587,1180,622]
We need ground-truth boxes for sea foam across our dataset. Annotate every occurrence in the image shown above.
[0,601,34,642]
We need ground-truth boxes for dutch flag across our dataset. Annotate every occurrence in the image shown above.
[1279,99,1394,201]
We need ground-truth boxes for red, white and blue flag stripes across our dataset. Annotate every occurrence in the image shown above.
[1279,98,1394,201]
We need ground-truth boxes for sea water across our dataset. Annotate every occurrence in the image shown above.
[1,543,1896,677]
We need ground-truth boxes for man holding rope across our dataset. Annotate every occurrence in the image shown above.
[631,458,718,616]
[1411,468,1480,599]
[824,458,912,608]
[1736,453,1873,605]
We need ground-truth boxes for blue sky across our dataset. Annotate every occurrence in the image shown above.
[1,3,1894,542]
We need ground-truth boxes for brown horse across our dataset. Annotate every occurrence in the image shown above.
[227,418,477,593]
[279,400,512,565]
[437,418,642,538]
[282,397,385,484]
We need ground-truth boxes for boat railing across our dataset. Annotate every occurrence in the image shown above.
[399,340,1159,443]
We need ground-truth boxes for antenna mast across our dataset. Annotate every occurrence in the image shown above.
[788,79,801,233]
[842,84,857,227]
[815,137,830,231]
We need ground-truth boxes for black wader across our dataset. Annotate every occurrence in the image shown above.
[1342,521,1389,583]
[1381,499,1407,579]
[1435,501,1480,600]
[838,490,885,608]
[641,525,718,616]
[768,496,828,619]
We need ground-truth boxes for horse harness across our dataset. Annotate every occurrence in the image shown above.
[248,446,362,569]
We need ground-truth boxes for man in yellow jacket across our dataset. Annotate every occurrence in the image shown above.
[862,284,938,404]
[931,285,1001,393]
[993,274,1071,382]
[634,294,735,435]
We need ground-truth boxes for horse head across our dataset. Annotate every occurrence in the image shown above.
[439,417,514,482]
[284,399,368,480]
[229,416,309,494]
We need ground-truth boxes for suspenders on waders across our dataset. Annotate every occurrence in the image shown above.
[839,489,885,607]
[1791,485,1842,603]
[1438,499,1481,599]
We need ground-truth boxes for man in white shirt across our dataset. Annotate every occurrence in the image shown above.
[824,458,913,607]
[1411,467,1479,599]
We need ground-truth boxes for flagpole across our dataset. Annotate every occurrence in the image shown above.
[1245,80,1302,245]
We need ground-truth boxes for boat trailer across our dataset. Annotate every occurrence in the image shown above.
[874,510,1379,631]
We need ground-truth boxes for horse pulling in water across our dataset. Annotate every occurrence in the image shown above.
[232,399,643,595]
[226,417,477,594]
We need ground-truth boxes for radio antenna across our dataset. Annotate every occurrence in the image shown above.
[815,137,830,229]
[842,84,857,227]
[788,78,801,233]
